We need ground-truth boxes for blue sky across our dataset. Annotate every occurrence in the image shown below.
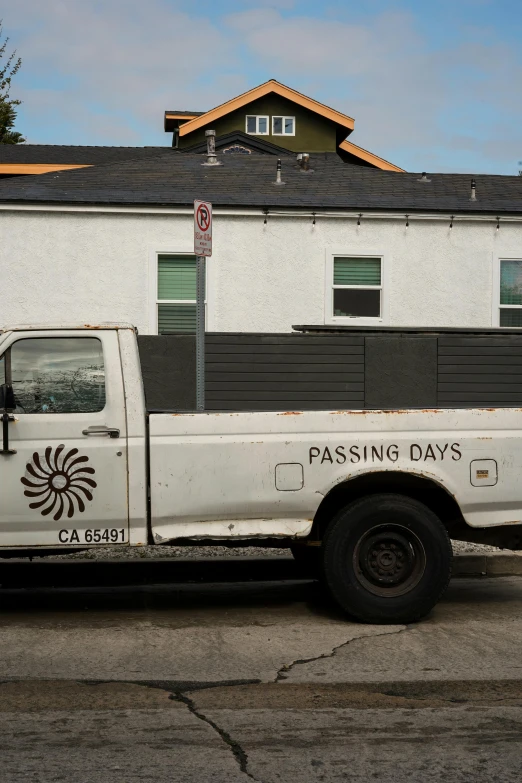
[4,0,522,173]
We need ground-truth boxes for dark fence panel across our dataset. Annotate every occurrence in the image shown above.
[205,333,364,411]
[364,336,438,409]
[437,336,522,407]
[139,333,364,411]
[138,335,196,411]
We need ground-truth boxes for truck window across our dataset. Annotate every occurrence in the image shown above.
[7,337,106,414]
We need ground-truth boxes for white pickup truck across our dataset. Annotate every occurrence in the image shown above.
[1,323,521,623]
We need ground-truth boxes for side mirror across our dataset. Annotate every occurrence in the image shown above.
[0,383,16,412]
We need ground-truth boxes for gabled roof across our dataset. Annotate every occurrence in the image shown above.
[177,79,355,139]
[0,151,520,214]
[170,79,403,170]
[339,140,404,172]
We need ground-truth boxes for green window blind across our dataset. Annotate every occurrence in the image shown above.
[500,260,522,305]
[158,304,197,333]
[334,257,381,286]
[157,255,203,334]
[158,255,198,300]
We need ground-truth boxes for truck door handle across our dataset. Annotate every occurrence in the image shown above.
[82,426,120,439]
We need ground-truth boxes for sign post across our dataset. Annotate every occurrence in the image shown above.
[194,200,212,411]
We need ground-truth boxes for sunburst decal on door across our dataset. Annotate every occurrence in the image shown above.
[21,445,97,521]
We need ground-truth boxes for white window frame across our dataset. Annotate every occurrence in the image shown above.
[493,257,522,328]
[148,250,211,335]
[245,115,269,135]
[324,251,389,325]
[272,116,295,136]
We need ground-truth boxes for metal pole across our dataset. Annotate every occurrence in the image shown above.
[196,255,206,411]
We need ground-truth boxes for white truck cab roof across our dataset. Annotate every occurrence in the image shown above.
[0,322,136,333]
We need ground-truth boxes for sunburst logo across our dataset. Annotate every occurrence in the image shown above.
[21,445,97,521]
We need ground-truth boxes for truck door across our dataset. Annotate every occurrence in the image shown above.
[0,331,128,548]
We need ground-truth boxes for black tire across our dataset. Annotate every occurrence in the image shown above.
[290,543,321,576]
[321,493,452,624]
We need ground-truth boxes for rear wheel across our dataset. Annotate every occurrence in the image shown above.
[321,493,452,624]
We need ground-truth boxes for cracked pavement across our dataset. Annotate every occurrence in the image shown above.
[1,567,522,781]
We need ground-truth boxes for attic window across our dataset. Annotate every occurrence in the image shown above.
[272,116,295,136]
[246,115,268,135]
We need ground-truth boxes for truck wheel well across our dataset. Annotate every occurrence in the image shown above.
[311,472,464,541]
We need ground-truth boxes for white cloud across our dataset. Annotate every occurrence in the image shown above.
[224,7,522,172]
[6,0,242,144]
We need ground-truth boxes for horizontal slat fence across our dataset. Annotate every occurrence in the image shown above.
[205,334,364,411]
[140,332,522,413]
[437,336,522,407]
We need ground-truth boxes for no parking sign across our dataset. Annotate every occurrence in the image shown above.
[193,200,212,410]
[194,200,212,257]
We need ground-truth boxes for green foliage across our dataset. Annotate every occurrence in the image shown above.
[0,21,24,145]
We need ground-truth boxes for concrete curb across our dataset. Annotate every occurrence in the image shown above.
[453,552,522,577]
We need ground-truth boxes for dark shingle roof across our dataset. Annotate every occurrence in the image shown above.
[0,144,172,164]
[0,151,520,213]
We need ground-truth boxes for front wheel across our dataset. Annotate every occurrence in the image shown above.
[322,493,452,624]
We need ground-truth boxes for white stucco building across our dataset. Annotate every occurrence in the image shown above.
[0,151,521,334]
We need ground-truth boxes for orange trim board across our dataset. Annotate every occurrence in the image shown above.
[178,79,355,138]
[0,163,92,175]
[164,113,199,121]
[339,140,404,172]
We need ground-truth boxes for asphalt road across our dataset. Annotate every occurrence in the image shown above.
[0,560,521,782]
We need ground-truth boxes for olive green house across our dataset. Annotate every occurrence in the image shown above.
[165,79,404,171]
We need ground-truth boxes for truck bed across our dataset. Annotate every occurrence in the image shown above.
[147,406,522,544]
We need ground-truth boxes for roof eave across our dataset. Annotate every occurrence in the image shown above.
[164,112,201,132]
[0,199,520,216]
[339,140,404,172]
[0,163,93,175]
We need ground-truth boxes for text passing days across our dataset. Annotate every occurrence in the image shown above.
[309,443,462,465]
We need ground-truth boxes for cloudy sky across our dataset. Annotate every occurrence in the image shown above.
[4,0,522,173]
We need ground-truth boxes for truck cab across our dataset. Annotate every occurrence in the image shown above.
[0,325,148,549]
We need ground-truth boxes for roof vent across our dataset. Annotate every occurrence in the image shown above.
[470,178,477,201]
[299,153,313,173]
[274,158,285,186]
[202,130,222,166]
[417,171,431,182]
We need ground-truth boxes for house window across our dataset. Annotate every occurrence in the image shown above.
[156,255,205,333]
[246,115,268,135]
[499,259,522,327]
[272,116,295,135]
[327,255,384,322]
